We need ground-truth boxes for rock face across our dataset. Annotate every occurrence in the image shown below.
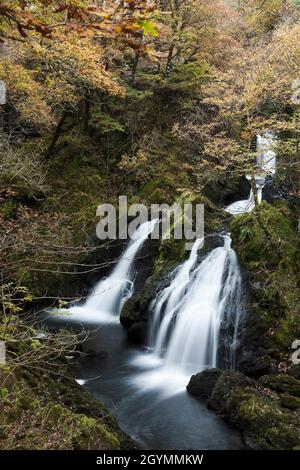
[204,175,251,207]
[230,201,300,375]
[187,369,300,450]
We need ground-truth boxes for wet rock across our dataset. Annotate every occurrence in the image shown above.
[238,351,271,378]
[207,370,254,413]
[127,321,148,344]
[187,369,222,398]
[120,298,140,329]
[201,234,225,255]
[262,180,287,203]
[204,175,251,207]
[198,370,300,450]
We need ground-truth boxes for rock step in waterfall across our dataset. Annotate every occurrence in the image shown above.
[225,132,277,215]
[51,219,157,323]
[133,234,244,390]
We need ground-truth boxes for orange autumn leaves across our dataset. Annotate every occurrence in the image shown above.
[0,1,157,43]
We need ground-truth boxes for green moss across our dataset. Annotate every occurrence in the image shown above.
[260,374,300,397]
[1,201,17,220]
[137,177,176,205]
[207,370,300,450]
[280,393,300,409]
[230,201,300,353]
[0,348,133,450]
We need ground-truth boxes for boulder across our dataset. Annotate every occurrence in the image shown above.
[187,369,222,398]
[207,370,254,414]
[127,321,148,344]
[189,369,300,450]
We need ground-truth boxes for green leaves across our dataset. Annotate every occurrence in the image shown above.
[89,111,125,134]
[139,20,158,37]
[240,226,253,242]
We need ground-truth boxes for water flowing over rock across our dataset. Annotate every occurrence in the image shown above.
[137,234,244,381]
[51,220,157,323]
[225,132,277,215]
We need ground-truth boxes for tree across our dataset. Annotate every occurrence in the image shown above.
[0,1,157,43]
[0,1,158,154]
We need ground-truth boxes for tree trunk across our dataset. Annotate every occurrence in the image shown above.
[44,111,68,160]
[83,96,90,134]
[164,43,175,79]
[131,49,141,85]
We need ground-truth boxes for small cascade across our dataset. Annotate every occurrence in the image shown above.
[145,235,244,378]
[52,220,157,323]
[256,131,277,175]
[225,132,277,215]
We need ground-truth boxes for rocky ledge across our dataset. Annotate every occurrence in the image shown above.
[187,368,300,450]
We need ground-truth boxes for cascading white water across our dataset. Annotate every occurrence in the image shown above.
[256,132,277,175]
[134,235,243,385]
[149,237,203,351]
[52,220,157,323]
[225,132,277,215]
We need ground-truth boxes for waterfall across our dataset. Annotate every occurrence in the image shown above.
[143,235,243,378]
[225,132,277,215]
[256,131,277,175]
[52,220,157,323]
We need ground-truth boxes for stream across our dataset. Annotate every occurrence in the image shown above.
[39,132,278,449]
[42,315,244,450]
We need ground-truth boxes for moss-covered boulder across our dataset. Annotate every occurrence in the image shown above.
[0,366,134,450]
[230,201,300,374]
[187,368,223,398]
[192,369,300,450]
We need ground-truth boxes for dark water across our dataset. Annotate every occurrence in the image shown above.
[42,315,243,450]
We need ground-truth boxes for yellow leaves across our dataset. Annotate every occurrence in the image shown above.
[30,35,124,102]
[0,29,124,132]
[118,150,149,172]
[0,0,158,49]
[0,58,54,127]
[238,0,286,33]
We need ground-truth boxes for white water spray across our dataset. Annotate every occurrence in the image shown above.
[226,132,277,215]
[52,220,157,323]
[133,235,243,391]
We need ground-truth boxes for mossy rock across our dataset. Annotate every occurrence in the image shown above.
[204,370,300,450]
[230,201,300,365]
[260,374,300,398]
[0,364,134,450]
[207,370,254,414]
[187,368,223,398]
[280,393,300,410]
